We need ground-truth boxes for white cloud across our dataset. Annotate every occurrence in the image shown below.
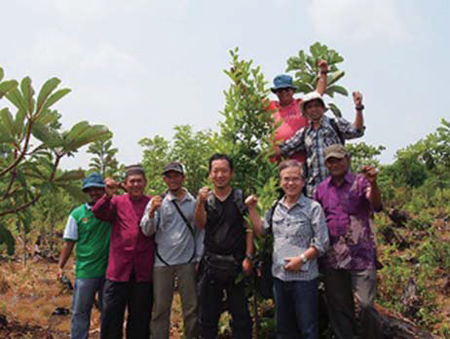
[307,0,409,42]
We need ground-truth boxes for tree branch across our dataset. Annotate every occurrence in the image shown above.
[0,119,34,177]
[0,193,40,217]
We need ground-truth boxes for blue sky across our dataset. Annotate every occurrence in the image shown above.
[2,0,448,169]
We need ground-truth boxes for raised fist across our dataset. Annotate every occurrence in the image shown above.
[150,196,163,211]
[197,187,210,203]
[105,177,120,198]
[245,195,258,209]
[318,59,328,74]
[361,165,378,184]
[352,91,363,107]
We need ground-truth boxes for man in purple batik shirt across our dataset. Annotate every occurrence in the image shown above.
[314,144,383,339]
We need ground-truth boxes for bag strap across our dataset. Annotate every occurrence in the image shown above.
[232,188,247,215]
[329,118,345,145]
[171,199,196,263]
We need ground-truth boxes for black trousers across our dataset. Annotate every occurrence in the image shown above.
[199,276,252,339]
[101,278,153,339]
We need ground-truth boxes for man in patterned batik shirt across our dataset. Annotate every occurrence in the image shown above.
[314,144,383,339]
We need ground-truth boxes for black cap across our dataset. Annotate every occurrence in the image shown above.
[163,162,184,175]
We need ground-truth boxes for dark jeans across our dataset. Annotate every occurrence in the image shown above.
[199,275,252,339]
[323,269,383,339]
[273,277,319,339]
[101,279,153,339]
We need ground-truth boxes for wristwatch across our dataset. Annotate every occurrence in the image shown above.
[300,253,308,264]
[245,254,254,262]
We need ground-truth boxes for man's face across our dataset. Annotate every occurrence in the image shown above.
[275,88,295,106]
[163,171,184,192]
[123,174,146,199]
[84,187,105,205]
[304,99,325,121]
[280,166,304,198]
[325,156,349,178]
[209,159,233,189]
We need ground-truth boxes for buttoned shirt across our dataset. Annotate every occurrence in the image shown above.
[315,171,379,270]
[279,115,364,197]
[140,189,204,266]
[92,194,155,282]
[262,194,329,282]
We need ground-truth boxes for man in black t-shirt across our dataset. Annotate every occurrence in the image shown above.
[194,154,253,339]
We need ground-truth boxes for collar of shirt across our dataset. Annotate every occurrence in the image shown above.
[306,115,337,133]
[166,188,194,203]
[279,194,306,210]
[326,170,354,188]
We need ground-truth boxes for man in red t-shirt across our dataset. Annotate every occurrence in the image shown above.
[270,60,328,163]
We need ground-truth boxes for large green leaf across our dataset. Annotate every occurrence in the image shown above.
[0,223,15,255]
[54,170,85,183]
[36,78,61,113]
[327,85,348,96]
[0,108,16,143]
[328,103,342,118]
[30,121,51,142]
[327,70,345,87]
[64,123,110,152]
[39,88,71,114]
[0,107,16,136]
[0,80,18,99]
[15,109,26,138]
[36,109,62,127]
[20,76,35,114]
[59,183,89,203]
[5,87,27,113]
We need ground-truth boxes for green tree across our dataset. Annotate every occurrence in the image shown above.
[286,42,347,117]
[87,135,120,178]
[0,67,110,254]
[139,125,214,195]
[139,135,171,195]
[346,142,386,172]
[217,48,278,196]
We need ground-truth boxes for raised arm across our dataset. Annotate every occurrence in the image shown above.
[194,187,210,230]
[352,91,365,131]
[362,166,382,212]
[316,60,328,96]
[92,177,118,222]
[245,195,265,237]
[140,196,163,236]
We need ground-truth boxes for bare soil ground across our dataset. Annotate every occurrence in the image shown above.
[0,256,184,338]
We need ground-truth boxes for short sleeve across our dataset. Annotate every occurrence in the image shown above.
[63,215,78,241]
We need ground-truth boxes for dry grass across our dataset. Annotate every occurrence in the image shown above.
[0,256,187,338]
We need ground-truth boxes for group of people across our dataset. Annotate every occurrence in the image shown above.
[58,64,384,339]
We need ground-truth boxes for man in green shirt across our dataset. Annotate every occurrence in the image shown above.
[57,172,110,339]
